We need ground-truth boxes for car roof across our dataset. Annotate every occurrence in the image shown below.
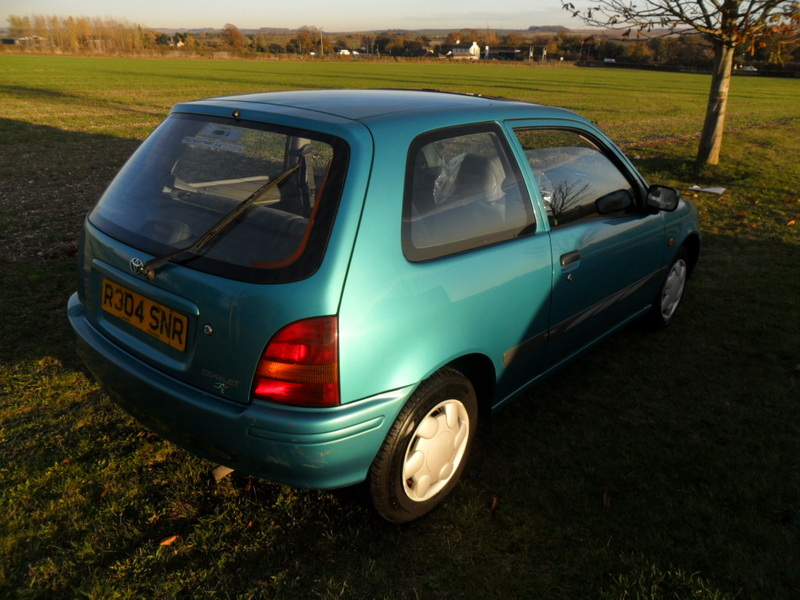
[190,88,581,123]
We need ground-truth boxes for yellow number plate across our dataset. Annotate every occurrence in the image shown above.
[101,279,189,352]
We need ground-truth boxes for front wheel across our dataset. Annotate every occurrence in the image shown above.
[368,368,478,523]
[648,247,689,329]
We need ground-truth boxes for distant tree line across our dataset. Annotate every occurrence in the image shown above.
[5,15,798,71]
[6,15,157,52]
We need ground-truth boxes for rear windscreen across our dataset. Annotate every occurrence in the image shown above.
[89,113,349,283]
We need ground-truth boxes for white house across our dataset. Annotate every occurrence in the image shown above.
[449,41,480,60]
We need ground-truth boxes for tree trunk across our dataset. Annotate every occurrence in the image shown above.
[697,40,736,166]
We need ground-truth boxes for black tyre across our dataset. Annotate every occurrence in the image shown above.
[649,247,689,329]
[368,367,478,523]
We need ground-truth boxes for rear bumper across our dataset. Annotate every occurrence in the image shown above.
[68,293,412,489]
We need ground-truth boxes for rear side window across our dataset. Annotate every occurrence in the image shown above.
[89,114,349,283]
[402,125,535,262]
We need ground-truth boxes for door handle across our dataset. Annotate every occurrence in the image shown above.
[560,251,581,270]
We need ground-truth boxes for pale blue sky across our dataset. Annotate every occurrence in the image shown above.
[2,0,576,31]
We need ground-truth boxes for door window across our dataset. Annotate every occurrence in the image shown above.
[513,129,634,228]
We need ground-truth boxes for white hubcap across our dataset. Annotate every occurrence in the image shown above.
[661,259,687,319]
[402,399,470,502]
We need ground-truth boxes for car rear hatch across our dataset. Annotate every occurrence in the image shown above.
[75,110,354,404]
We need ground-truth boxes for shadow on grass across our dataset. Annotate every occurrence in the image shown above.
[0,119,141,367]
[634,154,767,191]
[0,83,170,117]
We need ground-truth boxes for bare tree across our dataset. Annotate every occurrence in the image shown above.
[361,33,376,54]
[295,26,322,54]
[221,23,250,50]
[563,1,799,165]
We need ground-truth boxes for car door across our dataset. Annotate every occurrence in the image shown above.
[509,125,667,368]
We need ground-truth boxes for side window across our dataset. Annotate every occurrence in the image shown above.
[403,126,535,261]
[513,129,634,228]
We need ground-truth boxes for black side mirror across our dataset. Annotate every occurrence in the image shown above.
[595,189,634,215]
[646,185,680,212]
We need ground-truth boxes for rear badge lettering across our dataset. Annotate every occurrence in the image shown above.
[202,369,241,395]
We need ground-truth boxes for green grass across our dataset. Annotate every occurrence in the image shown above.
[1,54,798,599]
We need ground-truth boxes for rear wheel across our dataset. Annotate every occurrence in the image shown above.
[368,367,478,523]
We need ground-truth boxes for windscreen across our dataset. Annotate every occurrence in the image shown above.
[89,113,349,283]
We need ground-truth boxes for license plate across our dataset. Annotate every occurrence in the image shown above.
[101,279,189,352]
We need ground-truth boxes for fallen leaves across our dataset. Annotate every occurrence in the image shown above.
[787,198,799,226]
[159,535,179,546]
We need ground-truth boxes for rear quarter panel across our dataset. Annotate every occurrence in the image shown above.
[337,114,554,406]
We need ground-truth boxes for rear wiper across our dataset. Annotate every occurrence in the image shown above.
[136,147,310,280]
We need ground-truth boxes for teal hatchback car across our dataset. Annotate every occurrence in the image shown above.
[69,89,700,522]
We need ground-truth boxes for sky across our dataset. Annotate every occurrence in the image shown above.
[1,0,576,32]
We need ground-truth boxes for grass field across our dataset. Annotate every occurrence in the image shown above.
[1,54,798,599]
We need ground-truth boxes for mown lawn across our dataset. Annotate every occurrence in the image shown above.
[0,54,798,599]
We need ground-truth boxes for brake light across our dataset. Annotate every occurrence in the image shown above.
[253,316,339,407]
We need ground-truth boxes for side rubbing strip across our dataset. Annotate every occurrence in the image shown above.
[550,268,666,339]
[504,268,666,367]
[504,330,549,367]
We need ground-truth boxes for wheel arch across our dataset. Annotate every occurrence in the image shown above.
[447,353,496,417]
[682,233,701,276]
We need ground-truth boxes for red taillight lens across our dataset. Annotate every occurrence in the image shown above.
[253,317,339,407]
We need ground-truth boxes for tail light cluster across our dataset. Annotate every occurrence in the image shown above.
[253,316,340,407]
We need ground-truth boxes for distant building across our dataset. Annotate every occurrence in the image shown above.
[449,41,480,60]
[484,46,525,61]
[406,47,440,58]
[2,36,46,46]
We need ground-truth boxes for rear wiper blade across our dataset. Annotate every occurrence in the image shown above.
[136,147,310,280]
